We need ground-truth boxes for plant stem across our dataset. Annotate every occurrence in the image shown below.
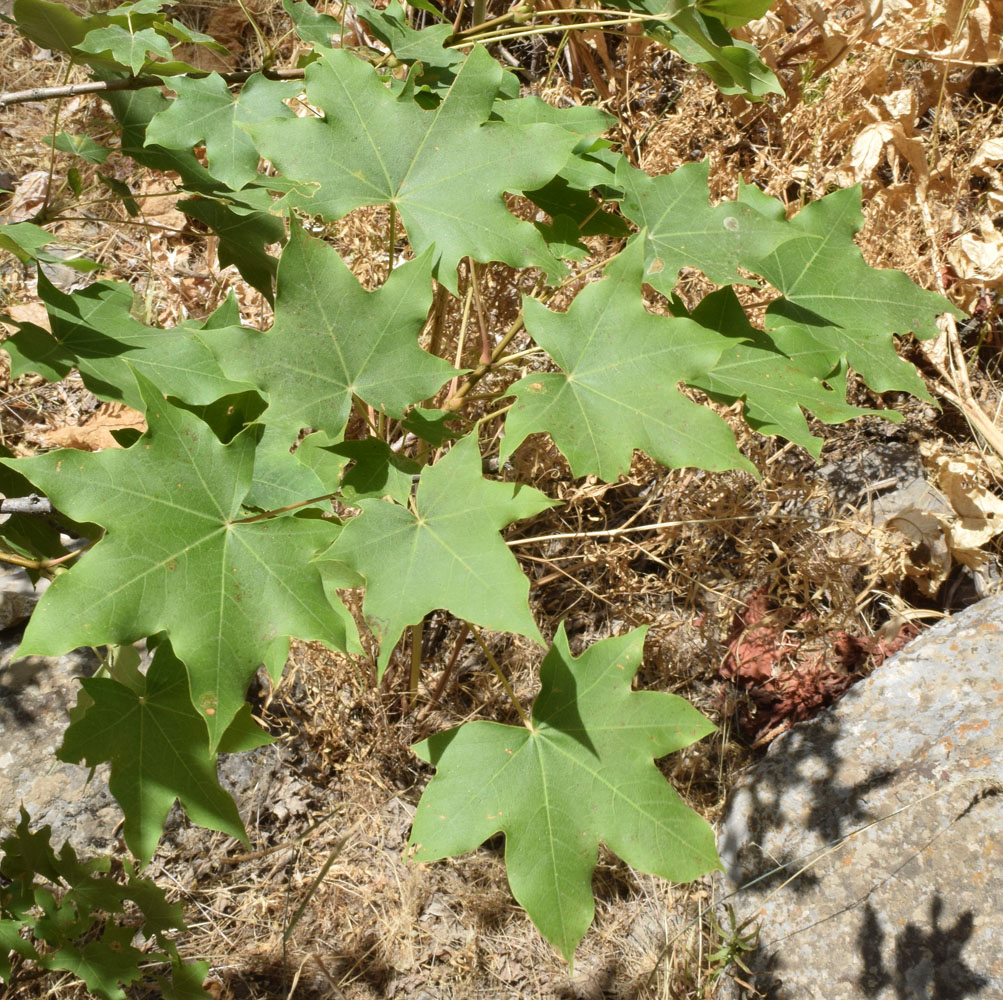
[415,622,469,722]
[492,346,545,366]
[469,624,531,729]
[0,547,85,571]
[449,12,665,48]
[231,493,336,524]
[237,0,274,66]
[469,259,491,363]
[442,281,476,405]
[473,402,513,427]
[409,619,423,707]
[444,311,525,409]
[506,515,762,546]
[387,201,397,271]
[426,282,449,360]
[40,61,73,219]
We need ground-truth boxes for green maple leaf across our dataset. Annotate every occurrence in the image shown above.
[145,73,300,190]
[4,374,359,747]
[617,160,795,295]
[158,959,212,1000]
[500,238,752,480]
[59,642,249,864]
[739,183,962,395]
[286,0,470,92]
[330,437,420,504]
[177,194,284,302]
[598,0,780,97]
[240,424,329,511]
[685,287,888,456]
[246,45,580,291]
[321,435,555,676]
[695,0,774,28]
[211,225,455,440]
[0,222,98,270]
[12,0,88,53]
[283,0,339,46]
[666,5,781,95]
[409,625,720,962]
[348,0,465,84]
[76,23,172,74]
[103,86,284,298]
[50,130,112,164]
[46,922,148,1000]
[3,271,254,408]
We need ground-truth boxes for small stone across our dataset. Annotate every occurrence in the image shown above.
[0,567,47,629]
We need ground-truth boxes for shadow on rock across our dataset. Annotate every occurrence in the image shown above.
[857,895,989,1000]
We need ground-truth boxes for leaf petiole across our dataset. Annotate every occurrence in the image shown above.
[231,493,336,525]
[469,623,531,729]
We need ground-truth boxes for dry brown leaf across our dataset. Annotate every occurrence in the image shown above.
[881,506,953,594]
[2,301,49,334]
[880,87,917,128]
[947,218,1003,286]
[972,137,1003,170]
[39,402,146,451]
[836,119,929,192]
[6,169,49,223]
[923,440,1003,561]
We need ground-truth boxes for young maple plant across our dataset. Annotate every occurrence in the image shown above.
[0,0,961,989]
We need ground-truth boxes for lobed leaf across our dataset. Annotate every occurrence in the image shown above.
[3,271,256,409]
[739,183,962,396]
[76,23,172,74]
[245,45,580,291]
[501,237,753,480]
[684,286,890,456]
[59,642,253,864]
[321,435,555,675]
[617,159,795,294]
[5,375,359,747]
[210,225,455,442]
[145,73,300,190]
[410,625,720,962]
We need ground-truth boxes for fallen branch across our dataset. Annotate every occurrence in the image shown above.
[0,495,53,516]
[0,67,305,109]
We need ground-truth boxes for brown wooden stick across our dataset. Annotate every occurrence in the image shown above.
[0,67,305,109]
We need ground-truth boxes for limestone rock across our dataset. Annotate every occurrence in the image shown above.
[716,594,1003,1000]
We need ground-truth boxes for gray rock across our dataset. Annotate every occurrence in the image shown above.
[0,633,302,861]
[0,567,47,630]
[0,636,119,854]
[715,594,1003,1000]
[817,442,926,506]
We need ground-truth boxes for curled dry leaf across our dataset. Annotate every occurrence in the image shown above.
[6,170,49,223]
[947,218,1003,289]
[922,440,1003,564]
[836,443,1003,596]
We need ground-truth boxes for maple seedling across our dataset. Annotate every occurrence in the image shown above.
[0,0,965,983]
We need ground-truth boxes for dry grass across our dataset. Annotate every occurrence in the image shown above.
[1,0,1002,998]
